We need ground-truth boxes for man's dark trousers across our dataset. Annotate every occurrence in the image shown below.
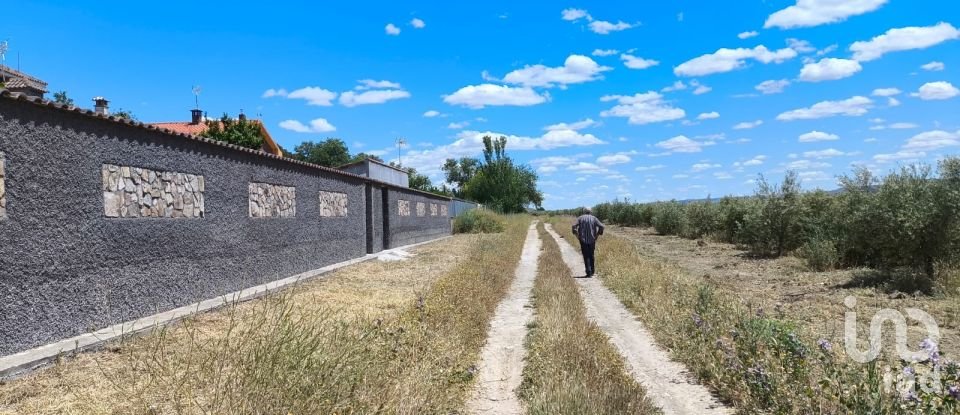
[580,241,596,276]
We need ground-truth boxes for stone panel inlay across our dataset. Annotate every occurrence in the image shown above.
[102,164,205,218]
[440,204,448,217]
[249,182,297,218]
[416,202,426,217]
[319,191,348,217]
[398,199,411,216]
[0,152,6,219]
[430,203,438,216]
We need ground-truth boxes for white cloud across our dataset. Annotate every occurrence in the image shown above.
[597,152,634,165]
[443,84,549,108]
[339,89,410,107]
[850,22,960,62]
[765,0,888,29]
[262,88,288,98]
[733,120,763,130]
[803,148,847,158]
[714,172,734,180]
[621,54,660,69]
[776,96,873,120]
[735,155,767,167]
[592,49,619,57]
[873,151,926,163]
[278,118,336,133]
[447,121,469,130]
[888,122,917,129]
[697,111,720,120]
[600,92,686,125]
[787,38,817,53]
[902,129,960,151]
[799,131,840,142]
[423,110,442,118]
[561,8,590,21]
[691,163,721,172]
[755,79,790,94]
[355,79,402,90]
[654,135,713,153]
[635,164,666,172]
[569,162,613,175]
[287,87,338,106]
[785,159,832,170]
[798,58,862,82]
[385,23,401,35]
[410,18,425,29]
[590,20,637,35]
[674,45,798,76]
[662,80,687,92]
[544,118,598,131]
[502,55,611,88]
[738,31,759,39]
[872,87,902,97]
[911,81,959,100]
[691,80,712,94]
[921,61,945,71]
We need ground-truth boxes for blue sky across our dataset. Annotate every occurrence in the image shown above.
[4,1,959,208]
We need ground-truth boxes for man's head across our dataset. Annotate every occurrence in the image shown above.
[583,207,592,215]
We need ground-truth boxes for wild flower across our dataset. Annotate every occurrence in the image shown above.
[817,338,832,353]
[948,384,959,399]
[903,366,915,377]
[692,312,704,328]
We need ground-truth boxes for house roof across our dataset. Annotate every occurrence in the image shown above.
[147,118,283,157]
[0,88,452,200]
[338,157,409,173]
[0,65,48,92]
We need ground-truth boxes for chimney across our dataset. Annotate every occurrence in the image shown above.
[93,96,109,116]
[190,108,203,124]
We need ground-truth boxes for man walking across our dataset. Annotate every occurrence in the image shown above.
[572,207,605,277]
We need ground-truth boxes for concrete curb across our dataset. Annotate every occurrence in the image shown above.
[0,235,452,380]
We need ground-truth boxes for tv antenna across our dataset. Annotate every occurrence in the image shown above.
[396,137,406,167]
[0,40,8,84]
[191,85,202,109]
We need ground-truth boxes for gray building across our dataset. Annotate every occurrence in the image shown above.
[0,66,47,99]
[339,158,410,188]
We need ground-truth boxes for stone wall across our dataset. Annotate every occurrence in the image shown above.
[430,203,438,216]
[0,152,5,219]
[385,187,452,248]
[397,199,411,216]
[249,182,296,218]
[416,201,426,217]
[318,190,348,217]
[102,164,205,218]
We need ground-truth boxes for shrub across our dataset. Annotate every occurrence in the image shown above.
[740,172,804,257]
[651,201,687,236]
[453,209,505,234]
[683,200,720,239]
[716,196,752,244]
[798,236,840,271]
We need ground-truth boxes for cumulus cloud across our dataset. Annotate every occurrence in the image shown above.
[621,54,660,69]
[447,121,469,130]
[501,55,611,88]
[921,61,945,71]
[385,23,401,35]
[592,49,619,56]
[654,135,714,153]
[561,8,590,21]
[734,155,767,167]
[873,151,926,163]
[560,8,637,34]
[544,118,598,131]
[799,131,840,142]
[355,79,402,90]
[803,148,848,158]
[691,80,712,94]
[443,84,549,108]
[697,111,720,120]
[733,120,763,129]
[597,152,635,165]
[262,88,288,98]
[662,80,687,92]
[871,87,902,97]
[911,81,959,100]
[765,0,888,29]
[635,164,666,172]
[286,87,338,106]
[738,31,759,39]
[410,18,425,29]
[798,58,862,82]
[902,129,960,151]
[691,163,721,172]
[674,45,798,76]
[600,92,686,125]
[423,110,442,118]
[776,96,873,120]
[850,22,960,62]
[339,89,411,107]
[755,79,790,94]
[278,118,336,133]
[785,159,832,170]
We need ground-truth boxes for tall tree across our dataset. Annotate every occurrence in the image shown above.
[201,113,264,150]
[442,157,479,197]
[350,153,384,164]
[52,91,74,106]
[293,138,352,167]
[463,136,542,213]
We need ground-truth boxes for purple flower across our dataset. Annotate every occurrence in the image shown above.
[903,390,918,402]
[817,339,833,352]
[903,366,915,377]
[949,385,959,399]
[920,338,939,354]
[692,312,704,328]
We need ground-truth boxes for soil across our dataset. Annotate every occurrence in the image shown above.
[611,225,960,360]
[466,221,541,415]
[545,224,732,415]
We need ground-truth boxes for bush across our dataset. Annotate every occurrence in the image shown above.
[683,200,720,239]
[798,237,840,271]
[651,201,687,236]
[740,172,804,257]
[716,196,752,244]
[453,209,505,234]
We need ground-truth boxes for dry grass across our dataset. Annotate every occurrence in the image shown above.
[518,223,660,415]
[0,224,527,415]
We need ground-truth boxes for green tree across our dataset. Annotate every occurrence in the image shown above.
[740,171,804,257]
[53,90,74,106]
[293,138,351,167]
[113,108,137,121]
[350,153,383,164]
[462,136,542,213]
[200,113,265,150]
[442,157,479,197]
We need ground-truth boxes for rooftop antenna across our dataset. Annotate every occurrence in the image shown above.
[396,137,406,167]
[191,85,202,109]
[0,40,8,84]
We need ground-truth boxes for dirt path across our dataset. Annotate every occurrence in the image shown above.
[544,224,731,415]
[466,221,541,415]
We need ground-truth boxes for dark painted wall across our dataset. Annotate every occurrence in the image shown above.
[0,98,449,356]
[385,187,453,248]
